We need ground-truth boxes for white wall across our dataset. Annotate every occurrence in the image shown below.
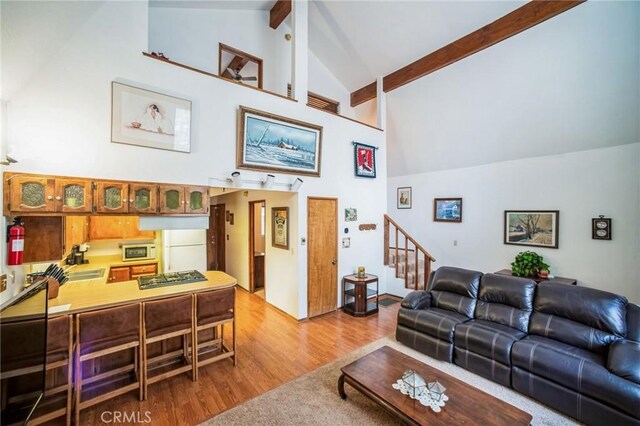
[1,1,387,316]
[148,6,356,118]
[213,189,298,317]
[386,1,639,176]
[387,144,640,304]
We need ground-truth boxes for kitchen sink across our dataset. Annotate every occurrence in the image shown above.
[66,268,106,282]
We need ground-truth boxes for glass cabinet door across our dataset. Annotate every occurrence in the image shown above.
[56,178,92,212]
[186,187,208,214]
[9,176,55,213]
[159,185,185,213]
[95,182,129,213]
[129,184,157,214]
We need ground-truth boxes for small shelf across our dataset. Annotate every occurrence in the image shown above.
[343,301,378,317]
[342,274,379,317]
[345,288,377,298]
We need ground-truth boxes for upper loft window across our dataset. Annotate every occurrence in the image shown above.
[287,85,340,114]
[218,43,263,89]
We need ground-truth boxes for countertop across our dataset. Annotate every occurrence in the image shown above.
[3,254,237,318]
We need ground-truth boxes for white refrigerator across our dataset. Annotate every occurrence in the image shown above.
[162,229,207,273]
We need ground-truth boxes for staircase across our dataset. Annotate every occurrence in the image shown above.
[384,214,435,290]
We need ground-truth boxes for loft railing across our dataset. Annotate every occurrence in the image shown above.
[383,214,435,290]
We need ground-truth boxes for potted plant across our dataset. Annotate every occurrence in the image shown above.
[511,251,550,278]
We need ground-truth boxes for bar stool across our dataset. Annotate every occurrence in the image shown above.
[30,315,74,426]
[75,304,142,425]
[194,287,236,380]
[142,294,196,399]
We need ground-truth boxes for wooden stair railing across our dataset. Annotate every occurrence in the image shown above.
[384,214,436,290]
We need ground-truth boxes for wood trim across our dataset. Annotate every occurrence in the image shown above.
[306,104,382,131]
[248,200,266,293]
[143,52,295,103]
[350,81,377,108]
[350,0,586,106]
[269,0,292,29]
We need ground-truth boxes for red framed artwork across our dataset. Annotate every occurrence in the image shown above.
[354,142,376,178]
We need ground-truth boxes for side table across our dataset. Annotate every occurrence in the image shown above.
[342,274,378,317]
[495,269,577,285]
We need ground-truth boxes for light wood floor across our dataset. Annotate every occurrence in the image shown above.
[75,289,400,425]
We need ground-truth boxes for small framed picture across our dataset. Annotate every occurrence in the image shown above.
[504,210,559,249]
[272,207,289,250]
[397,187,412,209]
[434,198,462,222]
[229,213,234,225]
[592,216,611,240]
[345,208,358,222]
[354,142,376,178]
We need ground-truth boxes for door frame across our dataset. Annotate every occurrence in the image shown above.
[248,199,266,293]
[207,203,226,271]
[306,196,338,318]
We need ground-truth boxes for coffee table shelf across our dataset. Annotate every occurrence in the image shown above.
[342,274,378,317]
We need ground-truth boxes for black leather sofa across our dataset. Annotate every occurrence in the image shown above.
[396,266,640,425]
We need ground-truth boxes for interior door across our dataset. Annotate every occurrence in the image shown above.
[207,204,226,271]
[307,197,338,318]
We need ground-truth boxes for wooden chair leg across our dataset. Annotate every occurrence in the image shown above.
[74,321,81,426]
[232,319,237,367]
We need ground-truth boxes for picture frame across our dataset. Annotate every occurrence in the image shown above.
[237,106,323,177]
[111,82,192,153]
[272,207,289,250]
[434,198,462,222]
[504,210,559,249]
[353,142,376,178]
[592,216,612,240]
[397,187,412,209]
[345,208,358,222]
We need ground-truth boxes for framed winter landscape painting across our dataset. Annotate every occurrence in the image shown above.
[237,106,323,177]
[504,210,559,249]
[354,142,376,178]
[111,82,192,152]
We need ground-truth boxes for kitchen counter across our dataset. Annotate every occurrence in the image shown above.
[2,270,237,318]
[67,254,161,272]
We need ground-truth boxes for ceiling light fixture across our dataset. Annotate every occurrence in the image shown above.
[263,174,275,189]
[290,178,303,192]
[231,171,241,187]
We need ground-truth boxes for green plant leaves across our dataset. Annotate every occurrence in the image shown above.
[510,250,550,277]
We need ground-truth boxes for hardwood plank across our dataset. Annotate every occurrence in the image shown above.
[269,0,292,29]
[71,289,399,426]
[350,0,586,106]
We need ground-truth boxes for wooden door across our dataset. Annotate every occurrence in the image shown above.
[159,185,185,214]
[22,216,64,262]
[185,186,209,214]
[95,181,129,213]
[8,175,55,213]
[307,197,338,318]
[249,200,266,293]
[107,266,131,283]
[124,216,156,240]
[129,183,158,214]
[55,178,93,213]
[64,216,88,253]
[89,216,125,240]
[207,204,226,271]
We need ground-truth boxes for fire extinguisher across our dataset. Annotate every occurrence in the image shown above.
[7,217,25,266]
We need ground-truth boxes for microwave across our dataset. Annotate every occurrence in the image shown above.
[122,244,157,262]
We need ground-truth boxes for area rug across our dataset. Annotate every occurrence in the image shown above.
[377,298,400,307]
[201,336,578,426]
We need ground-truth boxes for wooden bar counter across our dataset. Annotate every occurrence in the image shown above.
[3,270,237,318]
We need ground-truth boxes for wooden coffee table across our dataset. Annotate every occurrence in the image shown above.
[338,346,532,425]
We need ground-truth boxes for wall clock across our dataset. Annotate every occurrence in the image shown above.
[592,216,611,240]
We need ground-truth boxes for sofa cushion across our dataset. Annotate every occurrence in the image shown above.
[530,285,627,354]
[397,307,469,343]
[608,339,640,385]
[475,274,536,333]
[512,335,640,419]
[430,267,482,318]
[627,303,640,342]
[401,291,431,310]
[454,319,526,365]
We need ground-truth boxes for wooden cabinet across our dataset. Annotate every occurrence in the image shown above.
[7,175,55,213]
[95,181,129,214]
[55,178,93,213]
[64,216,89,253]
[89,216,155,241]
[342,274,379,317]
[160,185,209,214]
[107,263,157,283]
[22,217,64,262]
[129,183,158,214]
[107,266,131,284]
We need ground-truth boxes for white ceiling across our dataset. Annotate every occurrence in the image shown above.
[309,0,527,92]
[149,0,275,10]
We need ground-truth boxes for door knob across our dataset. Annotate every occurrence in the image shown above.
[332,260,337,265]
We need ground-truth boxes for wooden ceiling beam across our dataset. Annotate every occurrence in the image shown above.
[350,0,586,107]
[221,56,250,79]
[270,0,292,29]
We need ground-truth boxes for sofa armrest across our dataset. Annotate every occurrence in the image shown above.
[608,339,640,384]
[401,291,431,310]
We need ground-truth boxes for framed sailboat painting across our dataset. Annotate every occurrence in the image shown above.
[237,106,323,177]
